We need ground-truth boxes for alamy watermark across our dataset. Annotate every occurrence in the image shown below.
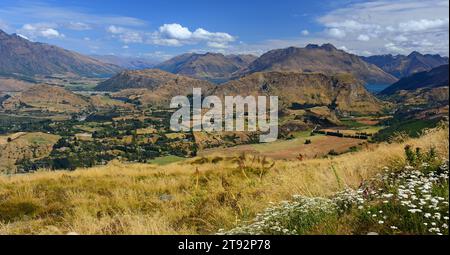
[170,88,279,143]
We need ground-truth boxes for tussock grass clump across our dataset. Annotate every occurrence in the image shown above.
[0,126,448,234]
[220,146,449,235]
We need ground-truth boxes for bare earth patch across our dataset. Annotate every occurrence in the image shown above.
[199,136,364,160]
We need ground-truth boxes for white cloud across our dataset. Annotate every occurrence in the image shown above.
[316,0,449,56]
[301,30,309,36]
[18,23,64,39]
[66,22,91,31]
[151,23,235,47]
[17,34,30,40]
[41,28,60,38]
[327,28,346,38]
[158,23,192,40]
[357,34,370,41]
[192,28,234,43]
[207,42,229,49]
[398,18,449,32]
[385,42,405,54]
[105,23,235,48]
[0,19,10,31]
[107,25,143,43]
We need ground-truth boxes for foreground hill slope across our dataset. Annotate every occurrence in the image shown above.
[0,29,121,78]
[0,125,447,234]
[154,52,257,83]
[213,71,383,114]
[362,52,449,78]
[238,44,397,84]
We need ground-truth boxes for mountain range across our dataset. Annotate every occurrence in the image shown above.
[362,52,448,79]
[380,64,449,107]
[381,64,449,95]
[212,71,382,114]
[97,69,214,105]
[97,68,382,114]
[236,44,398,85]
[154,52,257,83]
[0,29,121,78]
[90,55,158,70]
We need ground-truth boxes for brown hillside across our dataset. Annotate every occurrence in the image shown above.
[238,44,397,84]
[212,71,383,114]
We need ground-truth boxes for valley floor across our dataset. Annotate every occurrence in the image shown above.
[0,125,448,235]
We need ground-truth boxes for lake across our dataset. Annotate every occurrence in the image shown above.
[364,84,391,94]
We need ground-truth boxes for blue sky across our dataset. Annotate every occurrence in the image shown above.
[0,0,448,61]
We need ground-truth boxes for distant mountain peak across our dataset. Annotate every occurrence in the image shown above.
[305,44,320,49]
[320,43,337,51]
[408,51,423,57]
[362,51,449,78]
[304,43,337,51]
[154,52,257,83]
[0,30,121,78]
[238,44,397,84]
[380,64,449,96]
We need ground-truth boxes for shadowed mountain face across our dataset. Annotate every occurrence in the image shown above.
[381,64,449,95]
[380,65,449,107]
[362,52,449,79]
[237,44,397,84]
[154,52,257,83]
[0,30,121,78]
[213,72,383,114]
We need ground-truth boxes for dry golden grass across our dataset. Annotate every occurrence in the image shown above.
[0,126,448,235]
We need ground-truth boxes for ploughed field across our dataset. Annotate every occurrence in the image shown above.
[198,135,365,160]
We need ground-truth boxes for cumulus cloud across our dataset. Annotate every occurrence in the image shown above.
[18,23,64,39]
[316,0,449,56]
[158,23,192,40]
[301,30,309,36]
[151,23,235,47]
[105,23,235,48]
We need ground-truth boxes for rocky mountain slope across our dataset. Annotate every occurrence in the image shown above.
[380,64,449,107]
[154,52,257,83]
[380,64,449,95]
[362,52,448,78]
[212,71,383,114]
[237,44,397,84]
[0,29,121,78]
